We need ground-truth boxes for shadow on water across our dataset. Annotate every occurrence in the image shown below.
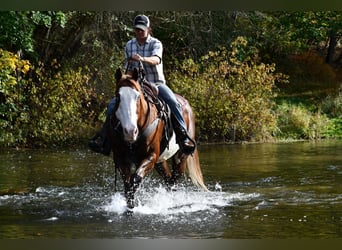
[1,140,342,238]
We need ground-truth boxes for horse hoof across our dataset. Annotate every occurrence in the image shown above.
[130,173,142,188]
[125,208,134,216]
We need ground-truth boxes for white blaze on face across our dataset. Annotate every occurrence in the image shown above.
[115,87,140,143]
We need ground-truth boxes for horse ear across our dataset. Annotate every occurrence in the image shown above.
[132,68,139,81]
[115,68,122,82]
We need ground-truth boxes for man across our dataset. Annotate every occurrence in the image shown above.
[89,14,195,155]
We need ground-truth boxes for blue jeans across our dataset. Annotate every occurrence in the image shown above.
[106,84,187,130]
[157,84,187,129]
[107,97,117,117]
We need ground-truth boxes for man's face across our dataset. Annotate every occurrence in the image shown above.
[135,28,148,40]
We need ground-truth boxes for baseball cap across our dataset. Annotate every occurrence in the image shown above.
[133,15,150,31]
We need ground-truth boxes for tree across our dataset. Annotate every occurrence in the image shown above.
[0,11,67,60]
[0,11,35,54]
[273,11,342,64]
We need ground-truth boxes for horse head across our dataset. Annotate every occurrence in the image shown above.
[114,68,144,143]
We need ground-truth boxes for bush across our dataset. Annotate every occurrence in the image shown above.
[319,94,342,139]
[0,49,96,147]
[168,37,284,142]
[24,63,95,146]
[275,101,330,140]
[320,94,342,118]
[0,49,31,146]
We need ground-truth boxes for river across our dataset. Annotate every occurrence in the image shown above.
[1,140,342,238]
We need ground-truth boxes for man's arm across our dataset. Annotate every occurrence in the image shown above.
[131,54,161,65]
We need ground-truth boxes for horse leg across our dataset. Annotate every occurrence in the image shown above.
[119,162,142,214]
[134,152,158,180]
[168,152,188,187]
[124,180,135,212]
[123,173,142,212]
[123,154,158,213]
[155,161,173,188]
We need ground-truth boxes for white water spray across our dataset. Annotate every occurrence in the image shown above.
[103,184,259,216]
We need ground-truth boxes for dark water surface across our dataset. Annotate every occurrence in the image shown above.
[1,140,342,238]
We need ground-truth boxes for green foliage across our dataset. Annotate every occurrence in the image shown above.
[24,63,95,146]
[169,37,283,142]
[1,11,342,147]
[0,11,35,53]
[0,49,95,147]
[323,118,342,139]
[277,11,342,45]
[60,12,132,104]
[275,101,330,140]
[153,11,237,63]
[0,49,31,145]
[320,94,342,138]
[0,11,67,55]
[320,94,342,118]
[275,93,342,140]
[31,11,67,28]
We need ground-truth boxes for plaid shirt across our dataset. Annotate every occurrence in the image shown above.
[125,35,166,84]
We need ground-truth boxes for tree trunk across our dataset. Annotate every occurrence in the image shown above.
[326,33,338,64]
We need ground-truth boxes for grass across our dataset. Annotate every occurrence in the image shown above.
[275,78,342,140]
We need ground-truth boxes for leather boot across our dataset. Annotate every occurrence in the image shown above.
[88,118,111,156]
[174,125,196,155]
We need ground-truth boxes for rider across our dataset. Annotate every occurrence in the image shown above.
[88,14,196,156]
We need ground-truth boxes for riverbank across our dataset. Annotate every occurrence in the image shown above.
[1,90,341,149]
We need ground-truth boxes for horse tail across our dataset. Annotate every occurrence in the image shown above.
[187,149,208,191]
[176,93,208,191]
[185,99,208,191]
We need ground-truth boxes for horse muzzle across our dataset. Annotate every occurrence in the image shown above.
[123,126,139,143]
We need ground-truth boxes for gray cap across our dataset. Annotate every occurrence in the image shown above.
[133,15,150,31]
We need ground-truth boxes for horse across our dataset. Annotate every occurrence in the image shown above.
[109,68,207,213]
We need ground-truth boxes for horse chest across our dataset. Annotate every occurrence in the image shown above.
[119,132,179,165]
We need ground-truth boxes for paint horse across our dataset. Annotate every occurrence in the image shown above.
[109,68,207,213]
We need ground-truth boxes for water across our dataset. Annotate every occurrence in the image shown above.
[0,140,342,238]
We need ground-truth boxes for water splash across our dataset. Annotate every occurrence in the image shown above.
[214,182,222,192]
[102,192,128,214]
[103,185,259,216]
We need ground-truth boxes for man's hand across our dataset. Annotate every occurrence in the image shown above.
[131,54,144,62]
[130,54,160,65]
